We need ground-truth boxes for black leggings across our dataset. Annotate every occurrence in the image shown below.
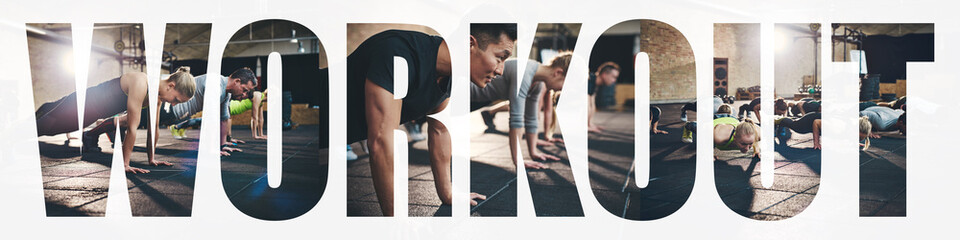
[35,78,127,136]
[650,106,661,123]
[777,112,820,133]
[681,102,696,113]
[738,104,753,116]
[684,121,697,133]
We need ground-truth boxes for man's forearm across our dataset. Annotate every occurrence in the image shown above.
[220,119,229,145]
[123,128,136,167]
[509,128,522,165]
[427,119,452,204]
[147,123,155,162]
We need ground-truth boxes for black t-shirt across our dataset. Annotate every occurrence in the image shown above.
[747,97,761,110]
[346,30,449,143]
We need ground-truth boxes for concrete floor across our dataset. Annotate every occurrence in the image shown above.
[40,127,200,216]
[221,125,327,220]
[38,125,327,219]
[469,110,584,217]
[715,100,823,221]
[859,131,906,216]
[326,100,905,218]
[588,104,696,220]
[345,109,585,217]
[346,129,456,217]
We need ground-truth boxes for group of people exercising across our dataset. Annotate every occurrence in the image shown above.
[39,24,904,216]
[35,67,260,173]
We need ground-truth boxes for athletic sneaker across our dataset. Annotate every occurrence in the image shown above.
[169,125,185,139]
[346,146,359,161]
[773,117,784,125]
[680,112,688,122]
[481,111,496,130]
[405,122,426,142]
[81,132,101,153]
[283,121,299,131]
[681,123,693,143]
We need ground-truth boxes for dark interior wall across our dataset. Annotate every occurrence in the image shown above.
[862,33,934,83]
[172,53,327,107]
[589,35,633,107]
[589,35,636,84]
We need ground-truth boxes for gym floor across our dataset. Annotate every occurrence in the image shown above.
[345,110,585,217]
[715,100,822,220]
[469,110,583,217]
[588,103,696,220]
[859,131,906,216]
[346,128,461,216]
[39,127,200,216]
[38,125,327,218]
[588,100,828,220]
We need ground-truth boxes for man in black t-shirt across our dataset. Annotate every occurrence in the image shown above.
[587,62,620,133]
[347,24,516,216]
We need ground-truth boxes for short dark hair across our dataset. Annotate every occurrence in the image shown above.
[596,61,621,75]
[230,67,257,86]
[774,98,788,112]
[470,24,517,50]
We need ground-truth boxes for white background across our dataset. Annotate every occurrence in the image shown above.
[0,0,956,239]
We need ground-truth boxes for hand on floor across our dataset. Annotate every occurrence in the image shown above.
[524,161,548,169]
[545,137,564,143]
[531,152,561,161]
[652,129,669,134]
[149,160,173,166]
[125,166,149,174]
[470,192,487,206]
[536,139,555,147]
[588,125,604,133]
[222,146,242,153]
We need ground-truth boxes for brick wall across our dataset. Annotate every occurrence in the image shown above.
[638,20,697,101]
[714,23,761,96]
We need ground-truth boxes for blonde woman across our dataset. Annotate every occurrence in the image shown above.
[35,67,196,174]
[680,115,760,158]
[859,116,873,150]
[859,106,906,151]
[713,117,761,159]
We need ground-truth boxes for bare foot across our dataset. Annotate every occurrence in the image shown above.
[231,138,246,144]
[536,139,554,147]
[470,192,487,206]
[652,129,669,134]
